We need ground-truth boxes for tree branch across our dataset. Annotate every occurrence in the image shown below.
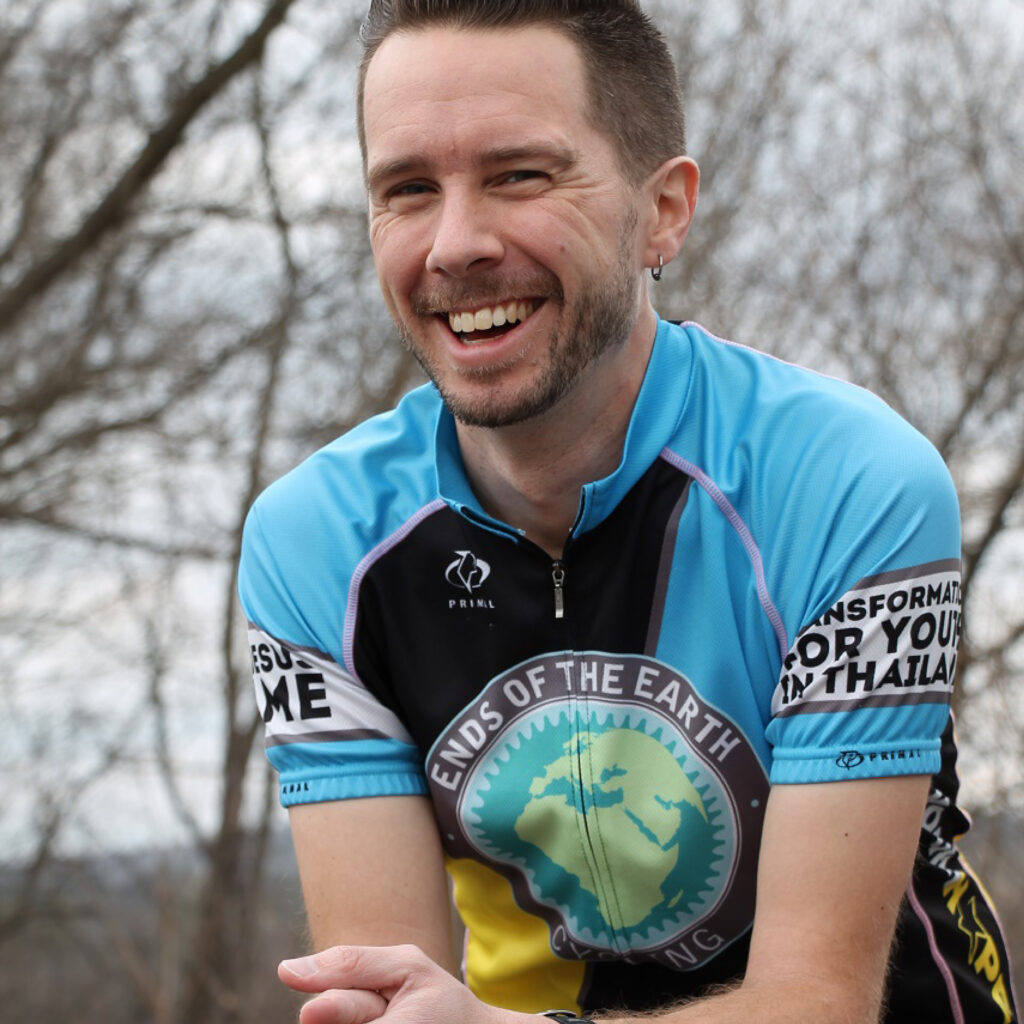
[0,0,298,329]
[963,438,1024,596]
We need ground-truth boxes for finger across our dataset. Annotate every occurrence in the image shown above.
[297,988,389,1024]
[280,944,433,995]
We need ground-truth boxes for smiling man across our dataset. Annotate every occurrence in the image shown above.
[237,3,1017,1023]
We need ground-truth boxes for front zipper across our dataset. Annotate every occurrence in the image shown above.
[552,559,566,620]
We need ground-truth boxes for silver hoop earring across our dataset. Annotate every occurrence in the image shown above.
[651,255,664,282]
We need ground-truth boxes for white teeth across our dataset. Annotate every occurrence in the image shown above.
[447,300,536,337]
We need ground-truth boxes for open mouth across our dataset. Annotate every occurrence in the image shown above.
[446,300,538,345]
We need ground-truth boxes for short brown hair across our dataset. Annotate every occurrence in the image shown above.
[357,0,686,185]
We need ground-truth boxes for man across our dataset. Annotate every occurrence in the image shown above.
[239,2,1018,1022]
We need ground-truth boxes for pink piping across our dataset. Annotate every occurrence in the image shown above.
[906,878,965,1024]
[342,498,448,676]
[659,448,789,661]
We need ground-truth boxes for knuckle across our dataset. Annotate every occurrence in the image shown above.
[317,944,360,971]
[395,943,431,973]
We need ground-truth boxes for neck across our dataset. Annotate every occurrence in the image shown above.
[455,307,658,559]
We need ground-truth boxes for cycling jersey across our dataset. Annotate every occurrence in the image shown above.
[239,319,1017,1023]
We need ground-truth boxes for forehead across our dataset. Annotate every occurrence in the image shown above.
[363,25,601,174]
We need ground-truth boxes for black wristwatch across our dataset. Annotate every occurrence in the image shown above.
[541,1011,596,1024]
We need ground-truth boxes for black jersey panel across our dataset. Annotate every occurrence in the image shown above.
[564,460,693,655]
[580,931,751,1014]
[353,503,554,751]
[351,458,692,756]
[888,718,1019,1024]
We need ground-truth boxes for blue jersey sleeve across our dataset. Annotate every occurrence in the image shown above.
[760,389,962,784]
[237,393,444,806]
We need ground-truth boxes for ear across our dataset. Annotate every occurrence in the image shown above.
[640,156,700,274]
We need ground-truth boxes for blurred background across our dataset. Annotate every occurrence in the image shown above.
[1,0,1021,1020]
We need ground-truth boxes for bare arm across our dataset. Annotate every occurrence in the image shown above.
[280,774,929,1024]
[598,773,930,1023]
[736,774,929,1021]
[289,794,458,972]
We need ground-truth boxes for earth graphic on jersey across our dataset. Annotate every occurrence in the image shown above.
[463,706,730,950]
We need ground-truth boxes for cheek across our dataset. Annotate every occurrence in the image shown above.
[370,226,422,304]
[535,201,628,265]
[369,219,396,267]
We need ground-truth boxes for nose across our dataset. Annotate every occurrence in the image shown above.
[425,192,504,277]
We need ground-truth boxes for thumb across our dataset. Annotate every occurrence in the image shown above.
[295,988,389,1024]
[280,944,433,995]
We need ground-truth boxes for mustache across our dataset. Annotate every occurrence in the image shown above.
[411,270,562,314]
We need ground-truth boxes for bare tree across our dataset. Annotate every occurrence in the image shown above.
[1,1,415,1021]
[655,0,1024,806]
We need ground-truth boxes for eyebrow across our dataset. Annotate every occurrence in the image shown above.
[367,156,427,193]
[367,142,577,193]
[478,143,577,168]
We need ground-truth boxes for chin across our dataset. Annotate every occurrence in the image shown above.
[441,376,571,429]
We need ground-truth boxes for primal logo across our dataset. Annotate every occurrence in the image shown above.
[445,550,491,593]
[835,749,925,770]
[426,653,768,970]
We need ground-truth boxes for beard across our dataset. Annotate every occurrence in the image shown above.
[395,211,642,429]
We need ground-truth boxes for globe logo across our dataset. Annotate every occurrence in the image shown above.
[461,703,731,953]
[427,652,768,969]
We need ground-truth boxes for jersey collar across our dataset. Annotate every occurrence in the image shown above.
[433,318,695,538]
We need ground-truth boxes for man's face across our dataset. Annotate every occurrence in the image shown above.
[362,25,648,428]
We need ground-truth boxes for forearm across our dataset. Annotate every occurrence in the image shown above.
[290,797,459,972]
[592,974,882,1024]
[279,945,886,1024]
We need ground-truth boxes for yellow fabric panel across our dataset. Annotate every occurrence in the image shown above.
[446,855,586,1014]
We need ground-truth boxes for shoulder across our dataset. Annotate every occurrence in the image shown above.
[669,323,960,624]
[675,322,956,510]
[238,384,445,655]
[678,323,927,449]
[252,383,441,534]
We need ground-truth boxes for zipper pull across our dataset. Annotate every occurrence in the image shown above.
[552,560,566,620]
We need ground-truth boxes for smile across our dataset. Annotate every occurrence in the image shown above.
[447,300,537,344]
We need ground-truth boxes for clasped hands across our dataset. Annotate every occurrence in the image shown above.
[279,944,541,1024]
